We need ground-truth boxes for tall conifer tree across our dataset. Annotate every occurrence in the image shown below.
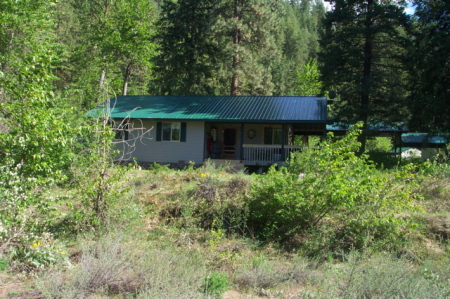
[272,0,325,95]
[319,0,410,150]
[214,0,283,95]
[151,0,220,95]
[408,0,450,132]
[152,0,324,96]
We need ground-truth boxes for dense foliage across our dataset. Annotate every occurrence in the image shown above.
[249,124,421,252]
[319,0,411,151]
[151,0,326,95]
[0,1,449,296]
[408,0,450,132]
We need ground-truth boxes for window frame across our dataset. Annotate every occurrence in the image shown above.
[161,122,181,142]
[156,122,187,142]
[263,126,282,145]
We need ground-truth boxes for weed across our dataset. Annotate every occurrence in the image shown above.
[0,258,9,271]
[201,272,230,298]
[156,168,250,235]
[8,234,71,273]
[38,233,208,298]
[148,162,171,173]
[331,252,450,298]
[234,257,309,292]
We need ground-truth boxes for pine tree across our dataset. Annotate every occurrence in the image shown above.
[214,0,284,95]
[297,58,323,96]
[151,0,221,95]
[408,0,450,132]
[151,0,324,96]
[275,0,325,95]
[319,0,410,150]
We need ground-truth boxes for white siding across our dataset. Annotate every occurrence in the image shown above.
[117,121,205,164]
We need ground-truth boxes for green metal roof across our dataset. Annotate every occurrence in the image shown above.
[327,122,407,132]
[89,95,328,123]
[402,133,448,148]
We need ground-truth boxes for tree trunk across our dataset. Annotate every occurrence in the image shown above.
[99,68,107,88]
[99,56,107,88]
[230,51,239,96]
[359,0,373,154]
[230,0,240,96]
[122,63,132,95]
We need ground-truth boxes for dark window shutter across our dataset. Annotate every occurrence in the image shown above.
[180,122,187,142]
[156,122,162,141]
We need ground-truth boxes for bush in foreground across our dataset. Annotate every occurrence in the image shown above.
[248,124,421,253]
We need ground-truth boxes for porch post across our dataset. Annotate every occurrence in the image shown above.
[240,123,244,161]
[281,124,286,161]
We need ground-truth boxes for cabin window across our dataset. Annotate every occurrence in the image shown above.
[162,122,181,142]
[264,127,282,145]
[156,122,186,142]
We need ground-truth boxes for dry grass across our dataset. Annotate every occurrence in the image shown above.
[417,177,450,213]
[3,164,450,298]
[37,233,208,298]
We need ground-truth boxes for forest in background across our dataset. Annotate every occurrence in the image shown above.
[1,0,448,131]
[0,0,450,297]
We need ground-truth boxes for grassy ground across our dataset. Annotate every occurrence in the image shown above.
[1,161,450,298]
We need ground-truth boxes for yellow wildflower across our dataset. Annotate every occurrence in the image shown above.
[200,173,206,178]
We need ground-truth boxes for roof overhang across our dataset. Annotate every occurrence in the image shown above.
[401,133,449,148]
[89,95,329,124]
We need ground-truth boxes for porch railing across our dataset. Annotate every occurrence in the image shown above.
[242,144,302,165]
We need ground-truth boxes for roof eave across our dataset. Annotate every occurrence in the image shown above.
[117,117,327,124]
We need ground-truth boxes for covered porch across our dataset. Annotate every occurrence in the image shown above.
[242,144,302,165]
[204,122,323,166]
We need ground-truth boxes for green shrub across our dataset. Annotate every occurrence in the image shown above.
[69,115,132,230]
[248,123,420,252]
[148,162,171,173]
[366,136,400,168]
[0,159,60,262]
[366,137,392,153]
[0,258,9,271]
[201,272,230,298]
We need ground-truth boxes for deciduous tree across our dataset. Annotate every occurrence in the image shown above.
[0,0,76,252]
[69,0,156,107]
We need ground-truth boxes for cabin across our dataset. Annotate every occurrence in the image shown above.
[91,95,329,167]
